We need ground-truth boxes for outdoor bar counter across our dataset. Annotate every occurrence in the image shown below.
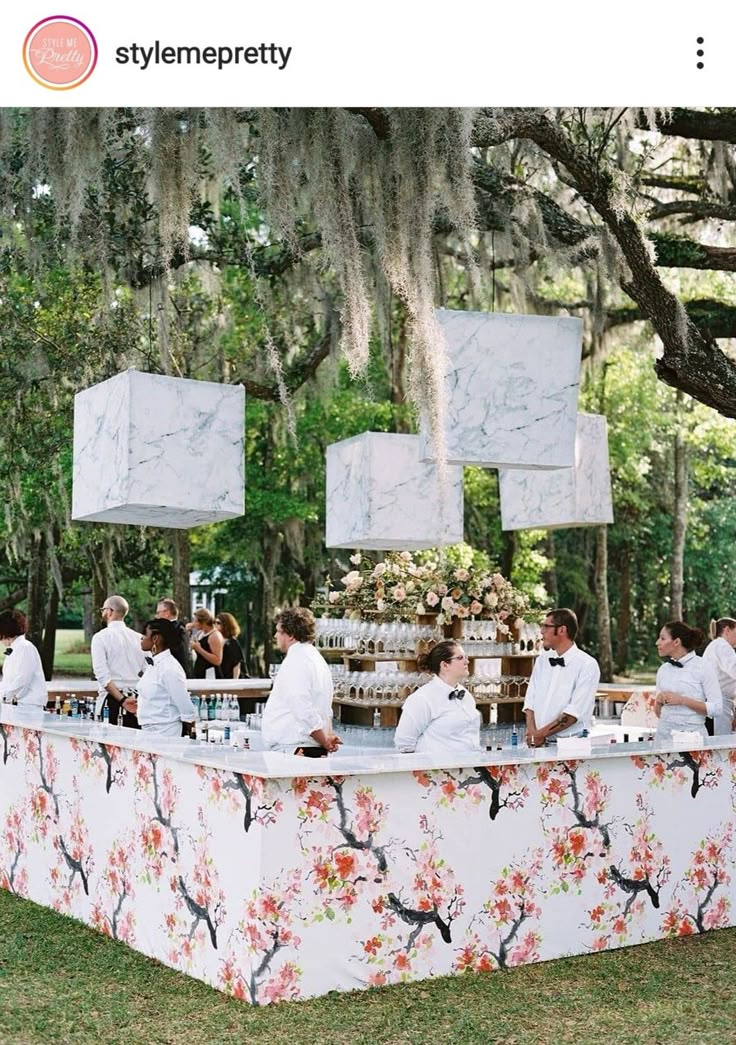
[1,705,735,1005]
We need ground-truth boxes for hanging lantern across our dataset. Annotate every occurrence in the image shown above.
[326,432,464,550]
[72,370,245,528]
[420,308,583,468]
[498,413,614,530]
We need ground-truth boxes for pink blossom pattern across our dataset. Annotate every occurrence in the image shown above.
[456,849,544,971]
[538,762,612,892]
[415,764,529,821]
[588,795,671,950]
[632,750,722,798]
[0,722,19,765]
[198,765,283,832]
[220,870,303,1004]
[662,824,733,936]
[90,832,137,942]
[166,834,226,963]
[0,802,29,896]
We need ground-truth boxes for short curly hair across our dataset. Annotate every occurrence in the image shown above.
[0,609,28,639]
[276,607,316,644]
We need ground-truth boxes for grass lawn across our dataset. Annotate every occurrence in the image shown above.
[1,891,735,1044]
[52,628,92,677]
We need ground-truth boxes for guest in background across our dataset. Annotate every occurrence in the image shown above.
[90,595,146,725]
[188,607,224,679]
[137,619,196,737]
[523,608,600,748]
[217,612,248,679]
[262,607,340,756]
[395,640,480,754]
[0,610,47,707]
[703,617,736,734]
[655,620,721,742]
[155,597,191,677]
[216,611,250,720]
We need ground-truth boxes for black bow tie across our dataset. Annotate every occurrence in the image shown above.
[448,688,465,701]
[549,657,565,667]
[145,656,154,665]
[665,656,683,668]
[3,648,12,656]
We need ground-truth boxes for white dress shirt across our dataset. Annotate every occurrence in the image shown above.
[137,649,196,735]
[655,651,722,739]
[0,635,47,706]
[90,620,148,716]
[702,637,736,734]
[394,676,481,755]
[262,642,334,750]
[523,643,600,737]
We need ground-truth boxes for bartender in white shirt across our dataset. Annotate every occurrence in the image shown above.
[394,640,481,755]
[90,595,147,725]
[0,610,47,707]
[524,608,600,748]
[137,619,197,736]
[655,619,721,741]
[262,608,341,757]
[702,617,736,735]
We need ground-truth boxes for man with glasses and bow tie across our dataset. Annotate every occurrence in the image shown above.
[0,609,47,707]
[395,640,481,754]
[524,608,600,748]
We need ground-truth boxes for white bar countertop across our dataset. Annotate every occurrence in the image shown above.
[3,704,733,780]
[45,678,272,694]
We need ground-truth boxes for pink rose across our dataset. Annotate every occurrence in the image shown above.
[425,591,439,607]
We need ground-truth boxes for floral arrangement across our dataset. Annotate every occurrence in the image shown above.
[313,548,532,626]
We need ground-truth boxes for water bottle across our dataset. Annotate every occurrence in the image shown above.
[373,707,381,729]
[224,725,231,744]
[511,725,518,749]
[207,697,216,722]
[102,705,109,724]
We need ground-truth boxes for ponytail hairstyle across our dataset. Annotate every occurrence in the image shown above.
[417,640,461,676]
[710,617,736,640]
[663,620,704,652]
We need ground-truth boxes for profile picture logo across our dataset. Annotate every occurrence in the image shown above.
[23,16,98,90]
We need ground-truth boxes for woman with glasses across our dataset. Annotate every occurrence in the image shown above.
[394,640,480,754]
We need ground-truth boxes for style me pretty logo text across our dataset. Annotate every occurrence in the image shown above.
[116,41,292,71]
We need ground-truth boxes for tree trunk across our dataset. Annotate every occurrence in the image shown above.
[501,530,517,580]
[670,398,688,619]
[172,530,191,620]
[26,533,47,652]
[261,537,275,675]
[615,549,631,675]
[595,526,613,682]
[40,583,59,680]
[91,554,110,636]
[82,592,94,644]
[542,533,558,603]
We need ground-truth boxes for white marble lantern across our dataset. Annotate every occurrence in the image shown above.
[420,309,583,468]
[72,370,245,528]
[326,432,464,550]
[498,413,614,531]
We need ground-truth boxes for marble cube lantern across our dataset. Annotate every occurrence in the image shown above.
[72,370,245,528]
[420,309,583,469]
[326,432,464,549]
[498,413,614,531]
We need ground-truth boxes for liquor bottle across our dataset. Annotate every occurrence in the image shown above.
[102,705,110,723]
[373,707,381,729]
[511,725,518,749]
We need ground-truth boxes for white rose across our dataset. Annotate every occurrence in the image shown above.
[373,562,387,578]
[350,553,362,565]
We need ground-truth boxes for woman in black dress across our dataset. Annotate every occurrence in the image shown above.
[216,612,248,679]
[216,611,250,719]
[188,607,224,679]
